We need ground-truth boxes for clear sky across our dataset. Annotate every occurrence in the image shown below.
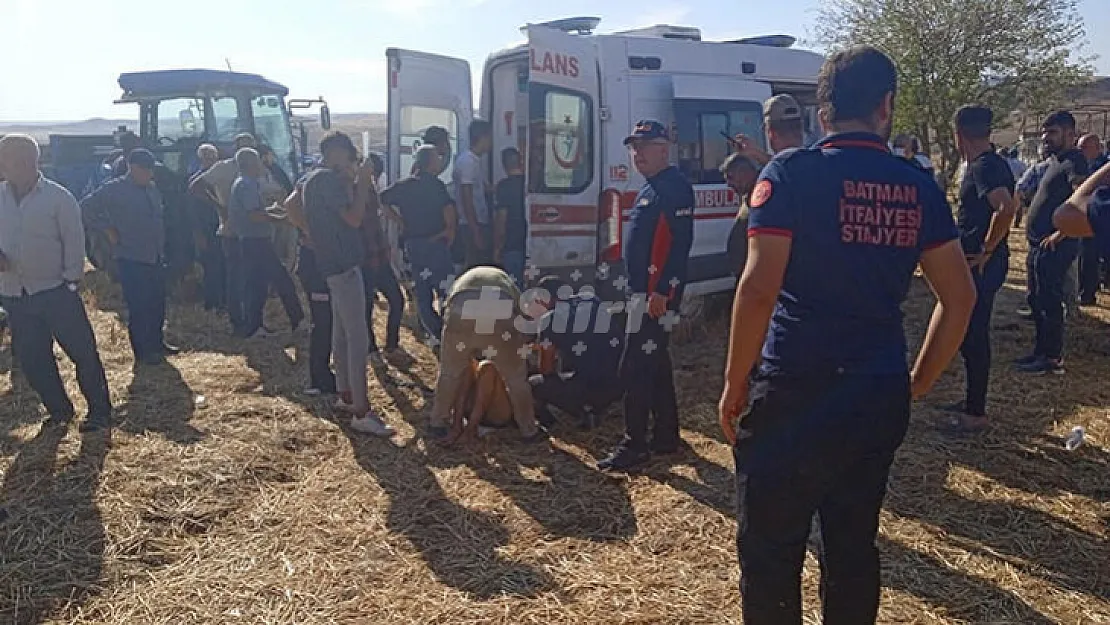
[4,0,1109,121]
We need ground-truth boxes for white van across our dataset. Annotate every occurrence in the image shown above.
[385,17,823,298]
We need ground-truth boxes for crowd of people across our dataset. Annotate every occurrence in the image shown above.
[3,42,1110,624]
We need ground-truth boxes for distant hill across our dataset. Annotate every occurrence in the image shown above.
[0,113,387,153]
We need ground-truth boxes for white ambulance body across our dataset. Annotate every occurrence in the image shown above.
[386,17,824,297]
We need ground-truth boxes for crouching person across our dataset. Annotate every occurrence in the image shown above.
[428,266,545,443]
[526,276,624,430]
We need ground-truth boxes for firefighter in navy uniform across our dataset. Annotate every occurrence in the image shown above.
[598,120,695,472]
[718,47,976,624]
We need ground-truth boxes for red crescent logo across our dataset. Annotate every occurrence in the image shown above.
[750,180,773,208]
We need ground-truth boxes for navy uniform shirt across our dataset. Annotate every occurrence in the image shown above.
[540,293,623,387]
[1026,149,1088,245]
[747,132,958,377]
[958,150,1015,254]
[1088,187,1110,257]
[624,165,695,298]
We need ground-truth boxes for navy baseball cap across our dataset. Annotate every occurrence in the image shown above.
[127,148,157,169]
[624,120,670,146]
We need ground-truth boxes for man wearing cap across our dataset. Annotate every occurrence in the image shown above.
[189,133,258,334]
[82,148,178,365]
[718,47,975,623]
[943,105,1017,433]
[1016,111,1088,375]
[597,120,694,472]
[732,94,807,167]
[1,134,112,432]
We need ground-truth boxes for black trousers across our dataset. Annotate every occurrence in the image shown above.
[532,372,623,419]
[1028,241,1079,360]
[959,249,1007,416]
[296,246,336,393]
[241,237,305,337]
[117,259,166,361]
[1078,237,1102,303]
[199,233,226,310]
[222,236,246,332]
[620,311,678,450]
[361,263,404,352]
[734,372,911,625]
[2,285,111,421]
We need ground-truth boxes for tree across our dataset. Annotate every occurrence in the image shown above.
[814,0,1093,183]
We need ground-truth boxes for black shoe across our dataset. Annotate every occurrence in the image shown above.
[1080,297,1097,306]
[1013,353,1040,367]
[535,405,558,428]
[940,400,967,414]
[1016,357,1066,375]
[522,427,549,444]
[162,343,181,356]
[140,353,167,366]
[597,445,650,472]
[427,426,451,440]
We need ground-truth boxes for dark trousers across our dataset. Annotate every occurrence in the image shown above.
[533,373,623,418]
[1028,241,1079,360]
[296,246,336,393]
[117,258,166,361]
[1078,237,1102,303]
[734,372,911,625]
[405,237,454,340]
[222,236,246,332]
[241,237,305,337]
[2,285,111,421]
[620,312,678,450]
[960,250,1007,416]
[361,263,404,351]
[199,234,226,310]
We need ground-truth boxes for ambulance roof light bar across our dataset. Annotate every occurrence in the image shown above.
[614,24,703,41]
[521,16,602,36]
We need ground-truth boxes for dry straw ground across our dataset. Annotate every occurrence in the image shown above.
[0,232,1108,624]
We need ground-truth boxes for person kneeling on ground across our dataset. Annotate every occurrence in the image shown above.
[441,359,517,446]
[428,265,545,443]
[526,276,625,430]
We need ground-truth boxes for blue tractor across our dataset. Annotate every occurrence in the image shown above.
[45,69,330,277]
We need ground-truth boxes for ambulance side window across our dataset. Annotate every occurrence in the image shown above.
[528,86,593,194]
[675,100,764,184]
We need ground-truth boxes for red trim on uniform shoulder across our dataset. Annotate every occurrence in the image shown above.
[747,227,793,239]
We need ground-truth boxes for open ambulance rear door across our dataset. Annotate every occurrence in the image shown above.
[524,26,602,272]
[385,49,472,186]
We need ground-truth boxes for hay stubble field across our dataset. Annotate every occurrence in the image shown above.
[0,232,1107,624]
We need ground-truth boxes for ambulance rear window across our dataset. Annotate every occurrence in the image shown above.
[675,99,764,184]
[528,86,593,194]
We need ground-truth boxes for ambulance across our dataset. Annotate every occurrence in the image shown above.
[385,17,824,299]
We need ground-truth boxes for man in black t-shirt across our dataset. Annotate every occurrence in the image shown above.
[946,106,1017,431]
[380,145,456,341]
[1018,111,1088,375]
[720,153,761,275]
[494,148,527,287]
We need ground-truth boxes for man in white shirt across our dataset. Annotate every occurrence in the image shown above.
[453,120,493,269]
[0,134,112,431]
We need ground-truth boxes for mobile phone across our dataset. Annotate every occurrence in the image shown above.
[721,131,741,147]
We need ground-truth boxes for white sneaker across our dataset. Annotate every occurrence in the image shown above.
[303,387,322,397]
[351,412,395,437]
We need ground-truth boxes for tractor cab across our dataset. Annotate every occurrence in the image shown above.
[116,69,330,179]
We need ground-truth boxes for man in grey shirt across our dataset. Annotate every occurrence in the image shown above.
[83,149,177,365]
[229,148,303,338]
[0,134,111,431]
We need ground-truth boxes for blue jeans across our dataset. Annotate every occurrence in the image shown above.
[1028,240,1079,360]
[405,237,453,340]
[117,258,166,361]
[501,249,526,287]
